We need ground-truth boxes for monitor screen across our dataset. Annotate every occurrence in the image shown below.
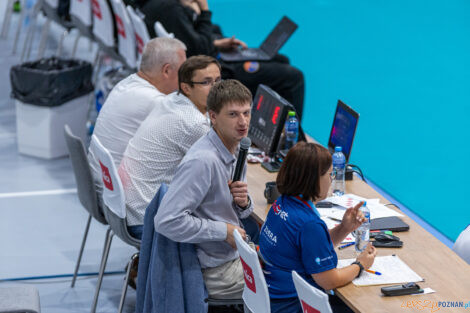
[249,85,291,156]
[328,100,359,162]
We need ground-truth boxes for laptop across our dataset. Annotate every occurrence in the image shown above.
[219,16,298,62]
[327,100,360,163]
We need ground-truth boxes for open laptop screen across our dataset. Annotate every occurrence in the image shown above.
[328,100,359,162]
[260,16,298,57]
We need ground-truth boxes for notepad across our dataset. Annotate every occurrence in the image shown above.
[337,255,423,286]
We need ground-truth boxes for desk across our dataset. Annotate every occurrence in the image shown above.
[247,163,470,313]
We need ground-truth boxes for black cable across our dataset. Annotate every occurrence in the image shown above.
[385,203,401,210]
[347,163,365,181]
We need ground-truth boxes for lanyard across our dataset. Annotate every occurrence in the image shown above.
[293,196,320,218]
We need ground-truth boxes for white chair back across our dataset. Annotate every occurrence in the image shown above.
[70,0,92,27]
[110,0,137,68]
[126,6,150,60]
[233,230,270,313]
[292,271,333,313]
[89,135,126,218]
[92,0,115,47]
[453,225,470,264]
[154,21,174,38]
[45,0,59,8]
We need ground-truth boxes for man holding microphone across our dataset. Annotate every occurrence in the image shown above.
[155,79,254,299]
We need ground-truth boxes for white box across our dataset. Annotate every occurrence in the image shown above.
[16,95,89,159]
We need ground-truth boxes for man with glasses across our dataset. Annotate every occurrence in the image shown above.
[118,55,221,238]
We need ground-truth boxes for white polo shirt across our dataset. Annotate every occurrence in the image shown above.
[88,73,165,198]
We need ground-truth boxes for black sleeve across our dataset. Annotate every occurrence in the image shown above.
[141,1,216,57]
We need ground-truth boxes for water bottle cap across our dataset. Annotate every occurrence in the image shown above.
[288,111,296,117]
[362,201,367,206]
[335,146,342,152]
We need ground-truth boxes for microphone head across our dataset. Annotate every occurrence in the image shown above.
[240,137,251,150]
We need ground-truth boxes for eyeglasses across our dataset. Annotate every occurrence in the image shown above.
[329,170,336,181]
[188,77,222,87]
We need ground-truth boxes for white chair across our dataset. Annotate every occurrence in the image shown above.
[126,6,150,62]
[154,21,174,38]
[92,0,126,67]
[70,0,92,31]
[89,135,140,313]
[110,0,137,69]
[233,229,270,313]
[292,271,333,313]
[453,225,470,265]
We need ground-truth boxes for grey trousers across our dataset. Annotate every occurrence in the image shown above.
[202,257,245,300]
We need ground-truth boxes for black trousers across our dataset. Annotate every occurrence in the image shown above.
[221,54,305,120]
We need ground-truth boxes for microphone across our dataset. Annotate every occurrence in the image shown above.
[232,137,251,182]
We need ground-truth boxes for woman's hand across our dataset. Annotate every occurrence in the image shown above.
[340,201,366,234]
[356,243,377,269]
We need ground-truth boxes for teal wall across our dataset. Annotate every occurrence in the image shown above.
[211,0,470,241]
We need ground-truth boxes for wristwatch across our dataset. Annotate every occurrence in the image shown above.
[351,261,364,278]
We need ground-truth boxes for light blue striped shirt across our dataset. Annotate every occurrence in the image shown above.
[155,128,253,268]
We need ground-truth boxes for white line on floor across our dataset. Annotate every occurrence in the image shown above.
[0,188,77,199]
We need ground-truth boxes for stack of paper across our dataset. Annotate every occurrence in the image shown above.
[321,194,404,220]
[337,255,423,286]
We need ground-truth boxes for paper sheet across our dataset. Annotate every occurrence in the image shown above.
[320,216,354,243]
[324,194,404,220]
[337,255,423,286]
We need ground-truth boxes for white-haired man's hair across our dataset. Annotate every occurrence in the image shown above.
[139,37,187,74]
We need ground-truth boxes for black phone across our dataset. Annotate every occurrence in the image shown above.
[373,240,403,248]
[381,283,423,296]
[262,161,281,173]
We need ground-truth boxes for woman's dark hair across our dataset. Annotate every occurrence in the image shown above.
[276,142,332,201]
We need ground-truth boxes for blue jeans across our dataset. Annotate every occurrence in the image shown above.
[127,225,143,240]
[270,294,354,313]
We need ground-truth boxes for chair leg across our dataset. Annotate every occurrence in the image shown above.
[91,227,113,313]
[71,32,81,58]
[12,3,26,54]
[37,18,51,59]
[19,6,38,61]
[56,29,69,57]
[1,0,15,39]
[118,253,139,313]
[71,214,92,288]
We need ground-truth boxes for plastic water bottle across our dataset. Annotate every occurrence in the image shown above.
[332,146,346,196]
[355,202,370,253]
[285,111,299,150]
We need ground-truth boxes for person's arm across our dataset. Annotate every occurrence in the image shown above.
[329,201,365,247]
[312,244,377,290]
[154,157,226,243]
[156,3,216,56]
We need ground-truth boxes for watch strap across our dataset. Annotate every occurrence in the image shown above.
[351,261,364,278]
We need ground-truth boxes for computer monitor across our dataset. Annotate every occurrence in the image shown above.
[328,100,359,162]
[248,84,291,156]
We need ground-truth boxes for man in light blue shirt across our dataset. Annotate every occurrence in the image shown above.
[155,79,254,299]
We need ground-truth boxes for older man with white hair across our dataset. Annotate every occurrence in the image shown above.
[88,37,187,202]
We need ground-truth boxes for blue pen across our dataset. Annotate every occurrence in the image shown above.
[338,242,355,250]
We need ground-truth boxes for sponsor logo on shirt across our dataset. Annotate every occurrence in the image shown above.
[99,161,114,191]
[272,202,288,221]
[315,255,333,265]
[263,225,277,244]
[301,300,321,313]
[240,257,256,293]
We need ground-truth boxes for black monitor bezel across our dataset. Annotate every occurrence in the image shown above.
[327,100,360,163]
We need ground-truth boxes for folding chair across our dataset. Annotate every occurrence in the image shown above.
[292,270,333,313]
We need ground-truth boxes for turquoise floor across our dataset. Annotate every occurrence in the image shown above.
[211,0,470,241]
